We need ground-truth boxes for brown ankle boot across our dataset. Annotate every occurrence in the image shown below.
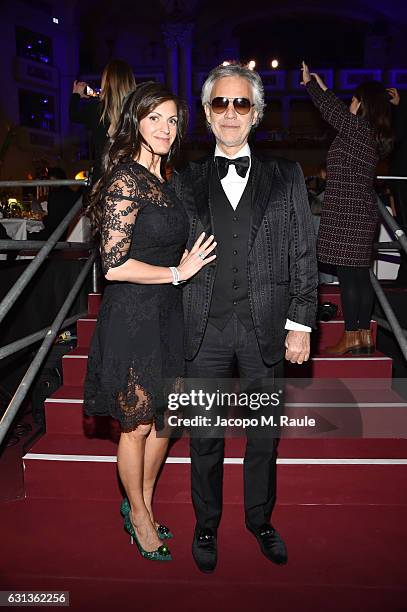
[325,330,362,355]
[358,329,375,354]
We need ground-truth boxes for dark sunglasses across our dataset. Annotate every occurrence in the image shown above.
[210,97,253,115]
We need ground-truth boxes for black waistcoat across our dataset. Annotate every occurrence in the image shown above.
[208,168,253,330]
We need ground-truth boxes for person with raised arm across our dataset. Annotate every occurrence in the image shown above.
[302,61,394,354]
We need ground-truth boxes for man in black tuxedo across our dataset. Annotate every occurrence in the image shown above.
[172,63,318,572]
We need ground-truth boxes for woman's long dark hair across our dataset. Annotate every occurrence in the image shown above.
[354,81,394,159]
[87,81,188,235]
[99,59,136,133]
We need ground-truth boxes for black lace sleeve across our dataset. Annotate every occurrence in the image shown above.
[100,167,145,275]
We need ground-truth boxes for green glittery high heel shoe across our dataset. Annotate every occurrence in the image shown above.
[123,513,172,562]
[120,498,174,540]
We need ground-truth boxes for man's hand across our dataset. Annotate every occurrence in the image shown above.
[285,330,310,364]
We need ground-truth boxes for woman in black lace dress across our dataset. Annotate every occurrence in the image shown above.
[84,82,216,561]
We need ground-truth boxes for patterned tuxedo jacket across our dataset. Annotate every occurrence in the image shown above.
[171,153,318,365]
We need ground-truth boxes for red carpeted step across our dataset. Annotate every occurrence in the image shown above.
[29,432,119,455]
[1,498,406,612]
[45,381,405,437]
[45,402,86,435]
[62,348,88,386]
[23,457,407,506]
[62,348,393,386]
[76,317,97,348]
[76,316,379,352]
[43,404,407,447]
[45,386,84,434]
[87,292,101,316]
[27,424,407,459]
[285,351,392,379]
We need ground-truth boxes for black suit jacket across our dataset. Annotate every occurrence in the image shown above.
[171,153,318,365]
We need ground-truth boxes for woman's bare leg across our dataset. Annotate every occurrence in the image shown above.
[143,421,170,526]
[117,423,162,551]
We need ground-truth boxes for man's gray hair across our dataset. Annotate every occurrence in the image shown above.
[201,63,266,126]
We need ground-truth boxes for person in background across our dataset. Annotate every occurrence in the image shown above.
[302,62,394,354]
[308,164,338,284]
[32,167,79,241]
[308,163,327,218]
[388,87,407,286]
[69,59,136,186]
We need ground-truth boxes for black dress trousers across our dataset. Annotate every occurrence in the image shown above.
[187,313,284,530]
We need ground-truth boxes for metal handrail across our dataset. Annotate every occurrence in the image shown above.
[0,251,97,446]
[370,270,407,361]
[0,178,98,447]
[0,194,85,326]
[372,176,407,361]
[0,310,87,361]
[376,198,407,257]
[373,241,401,251]
[374,315,407,339]
[0,240,94,251]
[0,179,87,187]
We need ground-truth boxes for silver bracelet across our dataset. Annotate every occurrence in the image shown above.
[169,266,181,285]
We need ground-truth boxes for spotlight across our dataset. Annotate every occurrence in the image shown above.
[52,17,59,24]
[271,59,279,69]
[222,61,231,66]
[248,60,256,70]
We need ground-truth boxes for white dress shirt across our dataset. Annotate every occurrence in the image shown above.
[215,143,251,210]
[214,144,311,333]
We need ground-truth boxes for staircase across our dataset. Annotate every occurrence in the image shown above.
[2,286,407,612]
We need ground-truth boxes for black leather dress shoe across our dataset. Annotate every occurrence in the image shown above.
[248,523,288,565]
[192,526,217,573]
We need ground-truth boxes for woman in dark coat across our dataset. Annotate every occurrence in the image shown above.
[302,62,393,354]
[69,59,136,186]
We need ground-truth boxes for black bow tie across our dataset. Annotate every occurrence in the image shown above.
[215,155,250,180]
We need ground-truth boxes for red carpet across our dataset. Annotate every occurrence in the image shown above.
[1,496,406,612]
